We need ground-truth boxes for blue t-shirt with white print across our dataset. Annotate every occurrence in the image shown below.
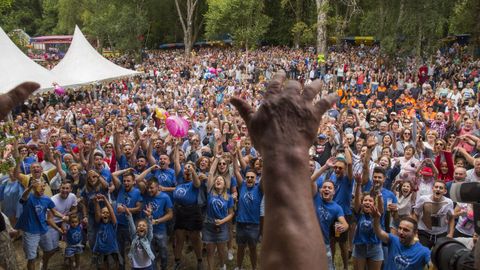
[114,186,143,226]
[316,174,353,215]
[384,233,430,270]
[236,183,263,224]
[313,193,344,245]
[144,192,173,234]
[93,222,118,254]
[16,194,55,234]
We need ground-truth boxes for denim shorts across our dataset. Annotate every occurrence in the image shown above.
[352,243,384,261]
[64,245,83,257]
[202,223,229,243]
[23,231,58,260]
[236,223,260,245]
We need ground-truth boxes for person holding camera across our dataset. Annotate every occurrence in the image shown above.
[413,180,455,249]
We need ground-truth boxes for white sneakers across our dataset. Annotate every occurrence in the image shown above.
[228,249,234,261]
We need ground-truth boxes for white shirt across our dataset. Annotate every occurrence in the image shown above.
[51,193,78,223]
[414,195,453,235]
[466,169,480,182]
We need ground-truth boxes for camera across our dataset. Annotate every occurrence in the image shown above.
[431,238,475,270]
[431,182,480,270]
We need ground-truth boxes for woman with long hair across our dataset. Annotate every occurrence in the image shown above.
[203,173,235,270]
[80,170,108,249]
[352,176,384,270]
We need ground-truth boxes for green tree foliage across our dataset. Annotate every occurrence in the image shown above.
[205,0,271,49]
[0,0,13,13]
[450,0,480,49]
[1,0,479,58]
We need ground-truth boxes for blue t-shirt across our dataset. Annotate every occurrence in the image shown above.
[20,157,37,174]
[353,212,380,244]
[0,179,24,218]
[384,233,430,270]
[115,187,143,226]
[316,174,354,215]
[66,225,83,246]
[313,193,344,245]
[175,165,186,185]
[144,192,173,234]
[206,193,233,222]
[98,167,112,184]
[117,154,133,170]
[152,149,161,163]
[173,181,199,206]
[16,194,55,234]
[93,222,118,254]
[236,183,263,224]
[154,168,176,200]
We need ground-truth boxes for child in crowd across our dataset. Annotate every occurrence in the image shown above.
[64,214,83,269]
[126,205,155,270]
[93,193,119,270]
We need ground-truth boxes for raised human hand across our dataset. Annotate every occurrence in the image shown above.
[0,82,39,120]
[230,71,337,153]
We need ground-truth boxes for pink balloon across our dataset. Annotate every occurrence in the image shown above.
[54,85,65,96]
[166,116,189,138]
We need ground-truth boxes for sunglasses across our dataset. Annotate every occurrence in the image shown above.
[219,162,227,165]
[435,143,444,146]
[246,176,255,179]
[334,166,344,170]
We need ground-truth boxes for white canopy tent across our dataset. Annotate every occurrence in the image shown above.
[0,27,60,94]
[51,26,140,86]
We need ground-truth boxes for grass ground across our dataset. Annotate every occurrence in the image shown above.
[12,238,351,269]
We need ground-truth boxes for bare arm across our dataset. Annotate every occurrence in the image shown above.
[173,141,181,176]
[372,204,390,243]
[146,138,156,166]
[154,208,173,225]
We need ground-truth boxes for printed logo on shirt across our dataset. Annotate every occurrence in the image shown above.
[175,187,187,198]
[149,202,160,213]
[71,230,82,243]
[243,192,254,204]
[316,205,330,221]
[123,195,131,206]
[158,172,168,182]
[99,228,108,242]
[394,255,411,270]
[35,205,44,215]
[212,197,225,212]
[359,219,373,232]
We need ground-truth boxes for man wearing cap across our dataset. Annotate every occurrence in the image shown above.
[311,133,334,166]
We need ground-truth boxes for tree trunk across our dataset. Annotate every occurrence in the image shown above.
[293,0,302,48]
[396,0,405,32]
[185,20,193,57]
[175,0,199,58]
[473,0,480,55]
[316,0,327,56]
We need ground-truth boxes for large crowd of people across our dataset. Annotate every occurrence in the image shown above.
[0,43,479,270]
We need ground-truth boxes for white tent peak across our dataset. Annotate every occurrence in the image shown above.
[0,26,59,94]
[51,25,139,86]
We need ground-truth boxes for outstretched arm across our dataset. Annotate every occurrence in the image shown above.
[0,82,39,120]
[231,72,336,270]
